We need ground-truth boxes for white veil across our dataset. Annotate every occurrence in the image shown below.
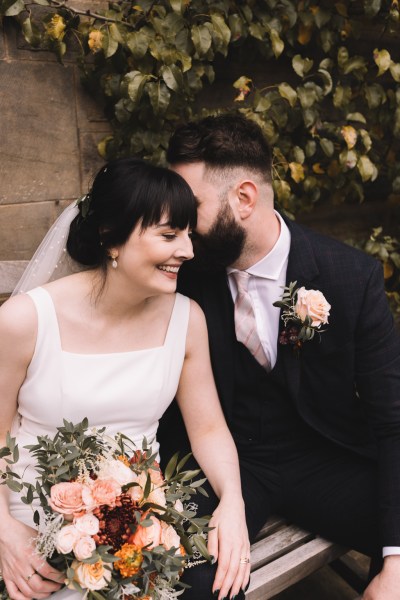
[12,200,83,296]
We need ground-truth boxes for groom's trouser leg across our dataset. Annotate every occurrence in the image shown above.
[276,433,381,560]
[178,457,276,600]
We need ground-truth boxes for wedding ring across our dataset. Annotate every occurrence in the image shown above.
[240,557,250,564]
[26,572,35,582]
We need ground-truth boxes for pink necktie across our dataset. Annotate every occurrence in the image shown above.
[231,271,270,370]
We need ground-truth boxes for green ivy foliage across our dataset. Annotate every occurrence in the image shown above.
[1,0,400,313]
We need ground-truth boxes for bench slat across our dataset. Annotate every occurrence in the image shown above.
[251,524,313,571]
[246,537,346,600]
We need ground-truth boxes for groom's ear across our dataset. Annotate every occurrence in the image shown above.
[235,180,258,220]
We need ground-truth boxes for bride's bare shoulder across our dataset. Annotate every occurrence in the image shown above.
[0,292,37,342]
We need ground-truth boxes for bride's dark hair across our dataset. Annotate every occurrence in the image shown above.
[67,157,197,267]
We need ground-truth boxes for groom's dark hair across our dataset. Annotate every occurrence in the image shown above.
[167,113,273,185]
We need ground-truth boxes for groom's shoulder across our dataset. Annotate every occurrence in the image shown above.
[289,219,379,271]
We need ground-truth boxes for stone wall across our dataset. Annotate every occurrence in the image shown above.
[0,6,397,264]
[0,6,109,261]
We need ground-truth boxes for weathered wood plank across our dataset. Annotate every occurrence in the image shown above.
[246,537,346,600]
[0,260,28,294]
[251,524,313,571]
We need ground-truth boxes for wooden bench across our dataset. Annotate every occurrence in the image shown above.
[0,261,368,598]
[246,515,358,599]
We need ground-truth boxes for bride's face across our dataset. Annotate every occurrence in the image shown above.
[112,217,194,294]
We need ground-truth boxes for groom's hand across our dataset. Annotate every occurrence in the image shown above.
[363,556,400,599]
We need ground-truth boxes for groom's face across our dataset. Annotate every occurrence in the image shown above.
[171,162,246,268]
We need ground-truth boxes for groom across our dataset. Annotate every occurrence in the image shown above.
[158,114,400,598]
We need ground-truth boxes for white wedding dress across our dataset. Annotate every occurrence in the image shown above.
[8,286,190,599]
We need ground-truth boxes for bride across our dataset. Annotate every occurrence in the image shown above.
[0,158,250,600]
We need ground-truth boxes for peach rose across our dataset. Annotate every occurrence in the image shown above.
[74,513,100,536]
[55,524,81,554]
[147,486,167,511]
[173,499,184,513]
[70,559,111,591]
[73,536,96,561]
[160,522,181,551]
[48,482,85,517]
[126,472,147,504]
[97,459,136,486]
[295,287,331,327]
[129,515,161,549]
[148,463,164,486]
[82,479,121,511]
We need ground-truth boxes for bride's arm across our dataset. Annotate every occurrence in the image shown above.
[0,296,63,600]
[175,300,250,600]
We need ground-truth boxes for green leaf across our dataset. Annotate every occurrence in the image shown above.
[292,55,313,78]
[249,22,265,41]
[4,0,25,16]
[164,452,179,481]
[333,85,352,108]
[320,138,334,157]
[278,83,297,107]
[373,48,391,76]
[103,32,118,59]
[346,112,367,124]
[126,31,148,60]
[192,534,212,560]
[146,82,171,114]
[390,62,400,82]
[169,0,184,14]
[343,56,368,75]
[269,27,284,58]
[122,70,148,104]
[364,0,382,18]
[161,64,183,92]
[191,24,212,56]
[109,23,125,45]
[210,13,231,50]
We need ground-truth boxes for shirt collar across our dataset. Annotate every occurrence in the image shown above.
[228,211,291,281]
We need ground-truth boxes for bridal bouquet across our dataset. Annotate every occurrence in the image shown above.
[0,419,210,600]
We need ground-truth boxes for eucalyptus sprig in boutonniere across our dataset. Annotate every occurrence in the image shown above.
[273,281,331,350]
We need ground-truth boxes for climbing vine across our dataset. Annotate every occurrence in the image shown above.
[1,0,399,312]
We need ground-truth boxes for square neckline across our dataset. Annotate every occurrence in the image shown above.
[37,287,178,357]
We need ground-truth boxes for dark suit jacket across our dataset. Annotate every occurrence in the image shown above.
[160,217,400,544]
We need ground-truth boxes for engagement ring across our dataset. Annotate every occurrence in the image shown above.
[240,557,250,564]
[26,572,35,582]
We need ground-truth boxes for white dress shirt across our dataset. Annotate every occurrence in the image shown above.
[227,211,290,369]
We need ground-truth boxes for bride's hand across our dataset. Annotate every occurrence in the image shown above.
[208,495,251,600]
[0,515,64,600]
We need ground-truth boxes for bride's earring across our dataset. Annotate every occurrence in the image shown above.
[109,251,118,269]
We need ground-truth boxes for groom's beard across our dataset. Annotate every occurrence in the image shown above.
[190,202,246,271]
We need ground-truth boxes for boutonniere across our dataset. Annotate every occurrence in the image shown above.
[273,281,331,350]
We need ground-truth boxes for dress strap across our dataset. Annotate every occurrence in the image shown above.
[164,293,190,351]
[26,287,63,356]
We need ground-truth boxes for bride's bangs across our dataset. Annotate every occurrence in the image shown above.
[140,169,197,231]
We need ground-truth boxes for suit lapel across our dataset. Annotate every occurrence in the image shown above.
[200,271,236,421]
[280,218,320,402]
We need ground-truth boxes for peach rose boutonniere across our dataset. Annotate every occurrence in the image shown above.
[273,281,331,350]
